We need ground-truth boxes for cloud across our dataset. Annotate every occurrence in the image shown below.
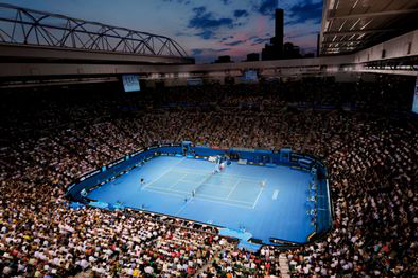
[192,47,231,58]
[219,36,234,42]
[286,0,323,25]
[286,30,318,40]
[213,48,231,53]
[195,30,216,40]
[233,9,249,18]
[193,48,235,63]
[162,0,192,5]
[251,37,270,45]
[188,6,233,30]
[256,0,277,17]
[224,39,246,46]
[175,31,194,37]
[191,48,203,55]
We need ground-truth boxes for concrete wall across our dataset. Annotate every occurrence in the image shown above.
[0,55,351,78]
[1,30,417,81]
[354,30,418,63]
[0,44,194,64]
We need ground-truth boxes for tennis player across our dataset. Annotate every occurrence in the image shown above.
[81,188,87,197]
[139,178,145,190]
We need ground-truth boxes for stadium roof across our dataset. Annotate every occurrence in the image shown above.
[320,0,418,55]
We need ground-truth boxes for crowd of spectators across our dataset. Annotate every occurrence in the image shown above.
[0,77,417,277]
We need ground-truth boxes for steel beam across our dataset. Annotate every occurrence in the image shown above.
[328,8,418,19]
[0,44,194,64]
[323,29,396,36]
[0,3,189,57]
[322,40,365,44]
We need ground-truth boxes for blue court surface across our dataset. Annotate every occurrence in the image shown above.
[88,156,315,244]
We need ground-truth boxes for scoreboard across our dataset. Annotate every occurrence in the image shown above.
[122,75,140,92]
[243,69,258,81]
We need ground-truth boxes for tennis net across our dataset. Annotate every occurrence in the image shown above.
[193,171,217,196]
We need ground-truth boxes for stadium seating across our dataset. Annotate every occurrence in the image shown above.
[0,78,417,277]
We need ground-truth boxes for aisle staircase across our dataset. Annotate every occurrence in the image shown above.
[194,262,211,277]
[279,254,290,278]
[73,270,92,278]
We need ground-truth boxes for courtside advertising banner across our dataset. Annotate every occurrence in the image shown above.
[413,70,418,114]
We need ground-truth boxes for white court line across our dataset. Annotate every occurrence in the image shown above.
[147,186,254,210]
[175,200,190,216]
[142,161,263,211]
[171,169,209,175]
[147,182,254,206]
[174,193,254,215]
[252,186,264,209]
[194,196,254,209]
[178,181,233,190]
[147,187,189,197]
[217,172,264,181]
[174,180,202,216]
[204,184,236,190]
[171,169,261,183]
[153,179,258,208]
[169,173,188,189]
[272,189,279,200]
[178,172,237,183]
[181,174,234,180]
[226,179,240,200]
[148,179,259,209]
[142,157,185,190]
[196,192,254,206]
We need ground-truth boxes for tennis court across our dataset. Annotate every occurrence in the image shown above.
[88,155,316,244]
[144,169,263,209]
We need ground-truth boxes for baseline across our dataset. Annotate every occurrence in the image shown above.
[142,157,186,190]
[252,186,264,209]
[226,179,241,200]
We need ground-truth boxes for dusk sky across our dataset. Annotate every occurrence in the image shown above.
[4,0,323,63]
